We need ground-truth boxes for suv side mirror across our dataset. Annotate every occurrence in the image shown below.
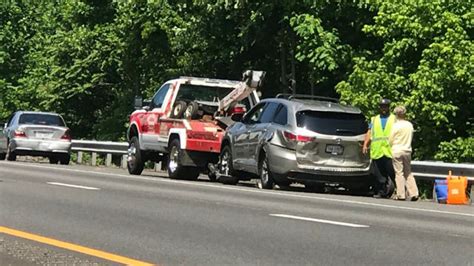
[231,113,244,122]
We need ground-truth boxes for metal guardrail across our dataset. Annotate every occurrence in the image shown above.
[71,139,474,182]
[71,140,128,168]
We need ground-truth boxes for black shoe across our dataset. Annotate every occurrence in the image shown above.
[409,196,419,202]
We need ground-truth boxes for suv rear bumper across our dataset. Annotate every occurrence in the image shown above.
[267,144,371,183]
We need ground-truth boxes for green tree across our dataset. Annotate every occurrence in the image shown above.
[335,0,473,161]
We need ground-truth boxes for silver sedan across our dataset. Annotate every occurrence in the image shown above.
[1,111,72,164]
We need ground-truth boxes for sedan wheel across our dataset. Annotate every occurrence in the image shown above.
[6,142,16,161]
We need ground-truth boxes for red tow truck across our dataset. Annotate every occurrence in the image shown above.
[126,70,265,180]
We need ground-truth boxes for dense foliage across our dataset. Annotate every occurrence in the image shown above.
[0,0,472,162]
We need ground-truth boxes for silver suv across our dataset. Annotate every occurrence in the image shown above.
[217,95,371,192]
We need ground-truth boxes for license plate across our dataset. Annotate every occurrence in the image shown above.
[36,132,52,139]
[325,144,344,155]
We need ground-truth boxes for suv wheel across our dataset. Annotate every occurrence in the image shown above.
[6,142,16,161]
[218,145,239,185]
[127,136,144,175]
[0,153,6,160]
[168,139,200,180]
[257,153,274,189]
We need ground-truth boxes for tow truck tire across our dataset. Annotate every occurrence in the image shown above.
[168,139,200,180]
[171,101,187,119]
[184,101,200,120]
[127,136,144,175]
[218,145,239,185]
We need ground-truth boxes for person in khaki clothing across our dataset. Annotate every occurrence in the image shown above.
[389,106,419,201]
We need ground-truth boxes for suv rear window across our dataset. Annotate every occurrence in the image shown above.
[19,114,65,127]
[296,111,367,136]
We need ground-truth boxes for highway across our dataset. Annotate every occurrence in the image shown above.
[1,161,473,265]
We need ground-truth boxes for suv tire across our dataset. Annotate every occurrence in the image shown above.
[218,145,239,185]
[128,136,145,175]
[257,152,274,189]
[0,153,6,160]
[168,139,200,180]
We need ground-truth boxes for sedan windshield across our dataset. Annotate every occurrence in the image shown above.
[19,114,66,127]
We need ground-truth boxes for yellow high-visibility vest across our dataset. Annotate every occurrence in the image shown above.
[370,114,395,159]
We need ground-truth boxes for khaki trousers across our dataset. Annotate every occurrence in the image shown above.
[392,152,419,199]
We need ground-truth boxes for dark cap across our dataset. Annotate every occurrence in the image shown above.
[379,98,391,105]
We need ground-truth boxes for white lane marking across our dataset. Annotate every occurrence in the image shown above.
[270,214,370,228]
[47,182,100,191]
[3,161,474,218]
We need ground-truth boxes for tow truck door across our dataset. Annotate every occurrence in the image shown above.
[141,83,171,151]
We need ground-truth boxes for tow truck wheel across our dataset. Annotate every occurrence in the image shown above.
[184,102,199,119]
[168,139,200,180]
[171,101,187,119]
[127,136,144,175]
[218,145,239,185]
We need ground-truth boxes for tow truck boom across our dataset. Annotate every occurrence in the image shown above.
[218,70,265,112]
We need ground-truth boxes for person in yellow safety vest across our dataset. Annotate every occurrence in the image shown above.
[362,98,396,198]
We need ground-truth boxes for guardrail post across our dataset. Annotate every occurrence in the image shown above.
[77,151,83,164]
[106,153,112,167]
[121,155,127,169]
[92,152,97,166]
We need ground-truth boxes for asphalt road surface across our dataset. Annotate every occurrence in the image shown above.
[1,161,473,265]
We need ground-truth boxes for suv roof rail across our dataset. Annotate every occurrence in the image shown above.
[275,93,339,103]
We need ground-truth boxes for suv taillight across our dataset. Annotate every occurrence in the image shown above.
[283,131,315,142]
[61,129,71,141]
[14,130,27,138]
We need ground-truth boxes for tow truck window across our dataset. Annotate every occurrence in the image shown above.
[152,84,170,109]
